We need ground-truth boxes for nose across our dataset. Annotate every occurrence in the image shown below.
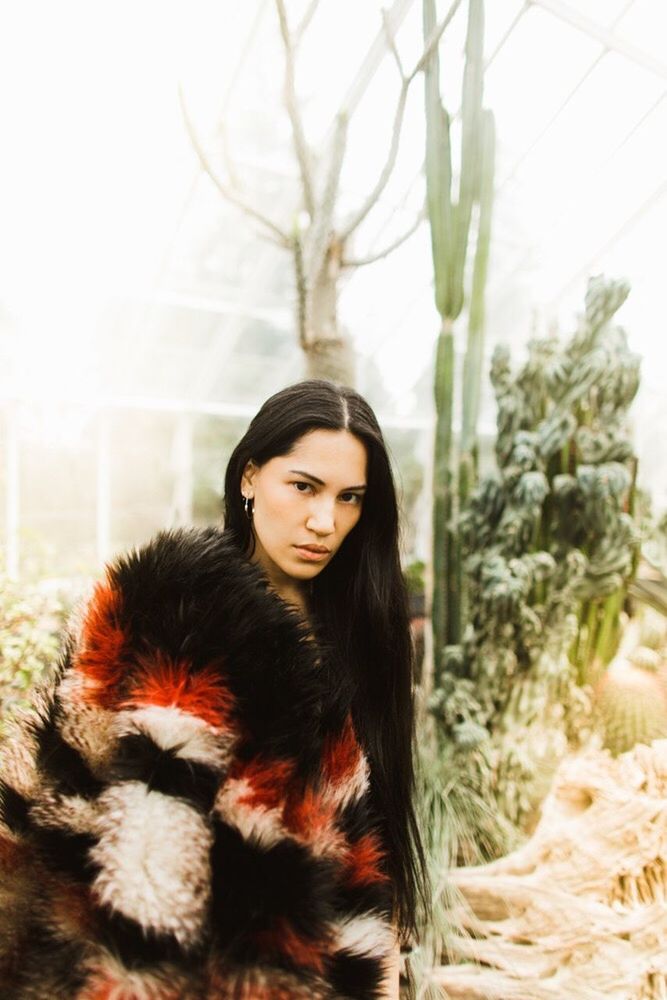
[306,497,335,536]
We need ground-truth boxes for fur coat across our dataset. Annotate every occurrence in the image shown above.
[0,526,396,999]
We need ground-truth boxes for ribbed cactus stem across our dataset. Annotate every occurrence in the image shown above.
[425,0,491,657]
[458,114,499,636]
[432,318,455,681]
[423,0,454,317]
[595,588,624,671]
[451,0,484,319]
[460,108,496,459]
[579,600,600,686]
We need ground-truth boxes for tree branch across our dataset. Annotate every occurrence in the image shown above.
[292,227,309,349]
[305,112,349,288]
[342,204,426,267]
[178,85,290,247]
[275,0,316,217]
[341,0,463,241]
[340,82,409,241]
[294,0,322,48]
[410,0,463,81]
[382,6,405,79]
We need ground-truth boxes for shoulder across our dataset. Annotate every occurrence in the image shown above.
[64,525,321,708]
[87,524,264,637]
[63,526,273,709]
[106,524,241,593]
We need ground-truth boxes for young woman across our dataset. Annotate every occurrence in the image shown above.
[0,378,430,999]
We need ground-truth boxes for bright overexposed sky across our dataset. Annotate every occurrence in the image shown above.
[0,0,665,506]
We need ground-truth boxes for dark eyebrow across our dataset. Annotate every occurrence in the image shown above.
[288,469,367,491]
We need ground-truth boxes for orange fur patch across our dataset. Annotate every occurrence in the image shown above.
[253,916,328,975]
[343,832,391,887]
[234,756,297,810]
[77,978,116,1000]
[283,783,336,841]
[321,712,362,785]
[73,579,128,709]
[120,649,236,729]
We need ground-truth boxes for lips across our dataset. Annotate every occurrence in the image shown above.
[294,545,330,562]
[296,545,329,553]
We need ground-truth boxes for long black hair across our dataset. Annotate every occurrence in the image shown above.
[221,378,430,948]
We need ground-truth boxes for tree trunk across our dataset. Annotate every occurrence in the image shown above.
[303,240,356,385]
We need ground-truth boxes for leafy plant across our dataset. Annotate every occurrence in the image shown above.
[0,574,73,738]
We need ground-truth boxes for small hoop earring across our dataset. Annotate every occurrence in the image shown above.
[243,495,253,519]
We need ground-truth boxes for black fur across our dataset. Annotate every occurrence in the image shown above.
[33,698,104,799]
[109,731,221,814]
[0,780,30,835]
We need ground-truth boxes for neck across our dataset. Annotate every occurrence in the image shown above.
[244,537,312,622]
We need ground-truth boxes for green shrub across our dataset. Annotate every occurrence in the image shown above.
[0,574,75,738]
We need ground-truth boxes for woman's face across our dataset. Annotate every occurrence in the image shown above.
[241,428,367,592]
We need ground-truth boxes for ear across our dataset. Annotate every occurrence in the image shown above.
[241,459,258,495]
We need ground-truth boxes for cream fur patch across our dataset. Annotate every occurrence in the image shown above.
[28,786,98,835]
[332,911,395,959]
[0,712,40,800]
[300,818,347,860]
[214,778,288,849]
[57,667,119,772]
[89,782,212,947]
[117,704,235,771]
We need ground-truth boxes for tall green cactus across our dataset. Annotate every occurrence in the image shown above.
[424,0,496,671]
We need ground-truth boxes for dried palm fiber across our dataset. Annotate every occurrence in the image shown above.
[434,738,667,1000]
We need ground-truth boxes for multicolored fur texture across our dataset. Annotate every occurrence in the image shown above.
[0,526,395,999]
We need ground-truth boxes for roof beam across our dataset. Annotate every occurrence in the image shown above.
[0,395,432,431]
[546,174,667,313]
[335,0,416,122]
[529,0,667,80]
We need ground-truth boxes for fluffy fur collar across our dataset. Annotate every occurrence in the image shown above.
[0,525,394,1000]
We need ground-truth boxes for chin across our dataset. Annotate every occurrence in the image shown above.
[289,559,323,579]
[290,560,320,575]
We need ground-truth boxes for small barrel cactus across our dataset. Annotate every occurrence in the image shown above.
[594,659,667,756]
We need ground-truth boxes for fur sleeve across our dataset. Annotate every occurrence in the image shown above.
[0,530,241,996]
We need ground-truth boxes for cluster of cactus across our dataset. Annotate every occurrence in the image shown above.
[428,275,642,825]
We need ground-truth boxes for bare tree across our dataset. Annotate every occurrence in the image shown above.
[180,0,452,385]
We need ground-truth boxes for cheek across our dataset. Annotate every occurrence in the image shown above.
[268,485,304,528]
[264,482,292,511]
[343,503,363,530]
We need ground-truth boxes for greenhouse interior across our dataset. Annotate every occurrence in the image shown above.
[1,1,666,997]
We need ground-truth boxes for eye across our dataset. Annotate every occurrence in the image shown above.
[291,482,362,505]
